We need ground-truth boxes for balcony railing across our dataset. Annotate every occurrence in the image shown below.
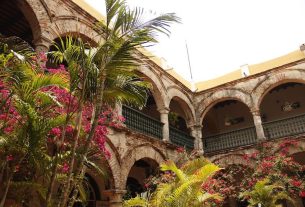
[122,105,163,139]
[204,126,257,153]
[263,113,305,139]
[169,126,194,150]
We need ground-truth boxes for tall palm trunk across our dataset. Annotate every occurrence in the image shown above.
[46,102,73,207]
[60,71,107,207]
[58,101,84,207]
[0,173,12,207]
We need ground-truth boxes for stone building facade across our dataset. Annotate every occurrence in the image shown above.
[1,0,305,206]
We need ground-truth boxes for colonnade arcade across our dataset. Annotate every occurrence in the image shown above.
[201,81,305,153]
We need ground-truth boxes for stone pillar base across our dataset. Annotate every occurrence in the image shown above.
[104,189,126,207]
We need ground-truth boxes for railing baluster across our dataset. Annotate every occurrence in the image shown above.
[204,126,257,153]
[263,113,305,140]
[122,105,164,140]
[169,126,194,150]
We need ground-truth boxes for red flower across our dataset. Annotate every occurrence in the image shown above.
[61,163,69,173]
[50,127,61,137]
[291,180,302,187]
[14,165,20,172]
[176,147,185,153]
[299,190,305,198]
[6,154,13,161]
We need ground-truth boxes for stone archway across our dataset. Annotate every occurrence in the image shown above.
[49,18,101,47]
[0,0,43,46]
[256,77,305,139]
[252,69,305,109]
[199,89,253,124]
[167,86,196,126]
[104,139,122,190]
[138,66,167,110]
[211,153,255,168]
[201,98,256,153]
[120,144,166,189]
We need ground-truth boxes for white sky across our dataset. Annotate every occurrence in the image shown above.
[85,0,305,82]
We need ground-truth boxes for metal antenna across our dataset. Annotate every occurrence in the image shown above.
[185,40,193,81]
[185,40,197,91]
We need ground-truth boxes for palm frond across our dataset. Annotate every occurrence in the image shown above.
[160,160,187,183]
[123,195,148,207]
[0,35,35,60]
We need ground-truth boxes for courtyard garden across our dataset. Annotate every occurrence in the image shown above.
[0,0,305,207]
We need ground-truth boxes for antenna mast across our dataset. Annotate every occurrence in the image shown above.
[185,40,193,80]
[185,41,196,91]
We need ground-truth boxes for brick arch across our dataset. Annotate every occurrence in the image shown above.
[211,153,255,168]
[252,69,305,110]
[46,17,101,48]
[138,66,168,110]
[103,138,122,189]
[288,140,305,156]
[272,138,305,156]
[167,87,196,126]
[120,144,166,188]
[18,0,46,43]
[199,89,253,123]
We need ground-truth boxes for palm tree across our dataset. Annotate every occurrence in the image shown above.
[239,179,295,207]
[123,157,222,207]
[47,0,180,206]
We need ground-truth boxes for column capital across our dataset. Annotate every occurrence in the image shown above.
[103,189,126,196]
[104,189,126,207]
[157,107,170,114]
[187,123,203,130]
[251,108,261,116]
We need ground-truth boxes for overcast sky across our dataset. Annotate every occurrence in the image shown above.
[85,0,305,82]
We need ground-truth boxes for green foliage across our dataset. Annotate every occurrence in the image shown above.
[124,157,222,207]
[240,179,295,207]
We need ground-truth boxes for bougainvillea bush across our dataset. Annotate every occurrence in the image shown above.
[203,139,305,206]
[240,139,305,205]
[0,39,125,206]
[1,0,179,205]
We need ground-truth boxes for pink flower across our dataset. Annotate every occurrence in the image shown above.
[66,125,74,134]
[50,127,61,137]
[3,126,14,134]
[6,154,13,161]
[176,147,185,153]
[299,190,305,198]
[0,114,7,120]
[118,115,126,122]
[61,163,69,173]
[291,180,302,187]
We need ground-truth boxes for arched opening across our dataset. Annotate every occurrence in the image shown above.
[168,97,194,149]
[73,174,101,207]
[202,100,256,152]
[122,73,164,140]
[260,82,305,139]
[125,158,159,199]
[0,0,36,46]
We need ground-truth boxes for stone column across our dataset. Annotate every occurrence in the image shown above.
[251,109,266,141]
[115,102,123,116]
[104,189,126,207]
[33,37,50,53]
[158,107,170,142]
[189,124,204,152]
[228,197,237,207]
